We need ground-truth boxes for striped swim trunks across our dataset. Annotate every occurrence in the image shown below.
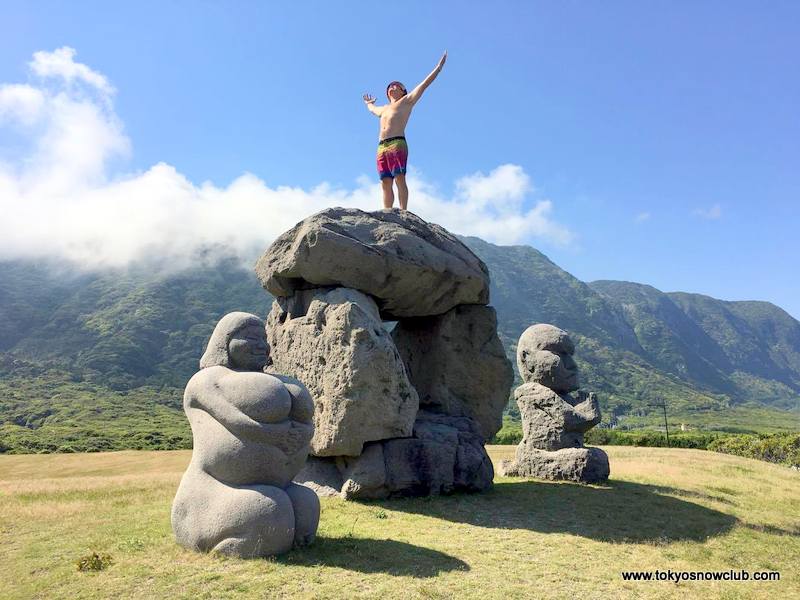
[376,136,408,180]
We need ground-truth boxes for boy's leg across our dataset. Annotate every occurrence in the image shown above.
[381,177,395,209]
[395,173,408,210]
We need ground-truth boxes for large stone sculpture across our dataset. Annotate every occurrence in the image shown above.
[256,208,513,499]
[499,323,610,483]
[171,312,320,557]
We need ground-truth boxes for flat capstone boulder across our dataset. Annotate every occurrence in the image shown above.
[255,207,490,319]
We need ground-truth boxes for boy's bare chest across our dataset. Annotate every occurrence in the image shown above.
[382,103,413,122]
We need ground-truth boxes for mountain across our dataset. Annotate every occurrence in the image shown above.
[588,281,800,409]
[462,239,795,429]
[1,238,798,453]
[0,257,269,389]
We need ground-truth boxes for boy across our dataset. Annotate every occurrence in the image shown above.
[363,51,447,210]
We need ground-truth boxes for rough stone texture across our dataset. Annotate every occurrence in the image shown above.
[338,443,388,500]
[515,384,602,451]
[255,207,490,319]
[392,305,514,440]
[504,323,610,483]
[171,312,320,558]
[516,323,579,392]
[293,411,494,499]
[502,447,610,483]
[265,287,419,457]
[294,457,343,497]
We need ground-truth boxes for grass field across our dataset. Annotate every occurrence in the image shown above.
[1,446,798,599]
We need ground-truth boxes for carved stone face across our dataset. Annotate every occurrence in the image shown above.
[227,323,270,372]
[532,350,578,392]
[517,324,579,392]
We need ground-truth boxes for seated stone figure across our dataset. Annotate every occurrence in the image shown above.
[500,324,610,483]
[171,312,320,558]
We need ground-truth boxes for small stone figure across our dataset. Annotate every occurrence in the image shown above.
[499,324,610,483]
[171,312,320,558]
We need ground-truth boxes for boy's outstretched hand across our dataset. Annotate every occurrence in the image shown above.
[363,93,376,104]
[437,51,447,70]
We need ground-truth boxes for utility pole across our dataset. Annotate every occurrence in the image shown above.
[650,398,670,447]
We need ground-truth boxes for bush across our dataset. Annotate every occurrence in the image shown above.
[708,433,800,468]
[584,429,720,449]
[491,421,522,445]
[497,424,800,469]
[76,553,113,572]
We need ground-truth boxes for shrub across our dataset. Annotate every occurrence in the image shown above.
[76,552,113,572]
[708,433,800,468]
[491,421,522,445]
[584,429,720,449]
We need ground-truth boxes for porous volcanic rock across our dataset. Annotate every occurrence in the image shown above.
[392,305,514,440]
[255,207,490,319]
[293,411,494,499]
[515,384,602,451]
[501,447,610,483]
[265,287,419,457]
[258,208,511,499]
[500,323,610,483]
[516,323,579,393]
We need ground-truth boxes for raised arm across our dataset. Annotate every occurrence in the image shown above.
[362,93,385,116]
[406,51,447,105]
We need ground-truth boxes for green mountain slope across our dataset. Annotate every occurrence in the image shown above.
[458,237,640,351]
[589,282,800,410]
[0,258,271,389]
[0,258,273,453]
[1,237,798,453]
[462,240,741,422]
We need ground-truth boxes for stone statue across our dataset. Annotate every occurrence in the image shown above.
[256,208,513,499]
[171,312,320,558]
[499,324,610,483]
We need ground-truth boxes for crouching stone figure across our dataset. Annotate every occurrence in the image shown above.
[171,312,320,557]
[499,323,610,483]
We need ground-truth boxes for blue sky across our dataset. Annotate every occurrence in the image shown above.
[1,1,799,317]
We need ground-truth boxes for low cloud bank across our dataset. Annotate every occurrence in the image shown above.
[0,48,573,270]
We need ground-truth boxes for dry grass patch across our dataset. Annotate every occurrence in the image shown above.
[0,446,798,599]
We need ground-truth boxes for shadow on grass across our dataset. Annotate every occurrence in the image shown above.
[741,522,800,537]
[276,536,469,577]
[372,479,738,544]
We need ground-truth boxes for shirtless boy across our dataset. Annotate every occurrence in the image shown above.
[363,51,447,210]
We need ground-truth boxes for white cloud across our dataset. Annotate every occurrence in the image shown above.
[0,84,45,125]
[455,164,532,209]
[0,47,128,192]
[30,47,114,95]
[635,211,651,223]
[0,49,574,270]
[692,204,722,220]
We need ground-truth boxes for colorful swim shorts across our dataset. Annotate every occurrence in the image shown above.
[376,136,408,180]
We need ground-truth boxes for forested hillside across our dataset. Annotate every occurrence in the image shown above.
[1,238,798,453]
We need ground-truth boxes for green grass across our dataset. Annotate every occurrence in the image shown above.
[1,447,798,599]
